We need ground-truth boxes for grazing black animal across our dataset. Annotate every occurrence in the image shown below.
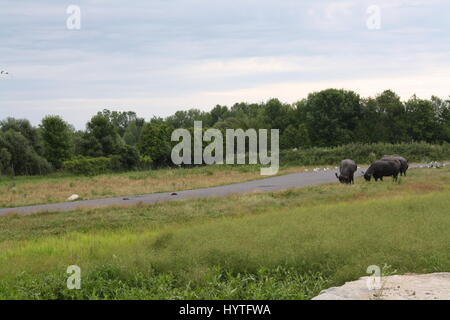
[381,155,409,176]
[363,160,401,182]
[335,159,357,184]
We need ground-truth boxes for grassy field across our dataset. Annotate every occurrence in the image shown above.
[0,164,317,208]
[0,166,449,299]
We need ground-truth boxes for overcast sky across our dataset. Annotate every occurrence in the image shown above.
[1,0,449,129]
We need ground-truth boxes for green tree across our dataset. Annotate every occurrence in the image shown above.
[0,117,44,155]
[81,113,122,156]
[99,109,142,137]
[123,120,144,146]
[209,105,229,126]
[372,90,408,143]
[280,124,311,150]
[262,99,292,130]
[0,129,51,175]
[138,119,173,167]
[355,97,388,143]
[110,145,140,171]
[40,115,74,169]
[166,109,210,128]
[0,147,12,176]
[302,89,362,146]
[431,96,450,142]
[405,95,439,142]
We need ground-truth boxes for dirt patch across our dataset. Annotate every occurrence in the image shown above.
[407,183,443,193]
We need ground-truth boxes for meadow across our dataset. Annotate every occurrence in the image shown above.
[0,164,302,208]
[0,166,449,299]
[2,141,448,208]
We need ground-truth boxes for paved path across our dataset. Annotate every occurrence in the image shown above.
[0,163,446,216]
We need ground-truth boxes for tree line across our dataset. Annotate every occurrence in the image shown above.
[1,89,449,176]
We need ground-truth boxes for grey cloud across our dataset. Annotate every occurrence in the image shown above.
[1,0,449,128]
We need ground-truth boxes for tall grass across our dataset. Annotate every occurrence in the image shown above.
[1,168,447,242]
[1,142,449,208]
[0,168,449,299]
[0,165,302,208]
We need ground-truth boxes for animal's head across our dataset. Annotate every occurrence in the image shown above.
[336,173,349,184]
[363,171,371,181]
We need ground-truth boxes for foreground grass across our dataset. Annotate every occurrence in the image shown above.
[0,167,449,299]
[0,164,312,208]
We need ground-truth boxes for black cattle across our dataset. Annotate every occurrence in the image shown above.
[335,159,357,184]
[363,160,401,182]
[381,155,409,176]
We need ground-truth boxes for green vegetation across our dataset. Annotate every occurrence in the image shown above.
[0,164,305,208]
[40,115,74,169]
[0,118,52,176]
[0,167,449,299]
[63,156,112,176]
[281,142,450,166]
[1,89,449,176]
[1,139,448,207]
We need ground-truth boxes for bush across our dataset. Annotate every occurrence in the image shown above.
[281,142,450,166]
[63,157,112,176]
[26,151,53,175]
[138,155,153,170]
[64,147,144,175]
[117,145,140,170]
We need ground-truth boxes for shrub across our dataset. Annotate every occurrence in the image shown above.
[138,155,153,170]
[117,145,140,170]
[280,142,450,166]
[63,157,111,176]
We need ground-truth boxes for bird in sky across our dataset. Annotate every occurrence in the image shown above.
[0,70,9,75]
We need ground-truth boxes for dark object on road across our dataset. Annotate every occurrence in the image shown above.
[335,159,357,184]
[171,192,178,196]
[363,160,401,182]
[123,197,130,200]
[381,155,409,176]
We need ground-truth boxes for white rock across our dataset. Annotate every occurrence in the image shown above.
[67,194,80,201]
[313,273,450,300]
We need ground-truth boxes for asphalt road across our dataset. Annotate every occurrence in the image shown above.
[0,163,446,216]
